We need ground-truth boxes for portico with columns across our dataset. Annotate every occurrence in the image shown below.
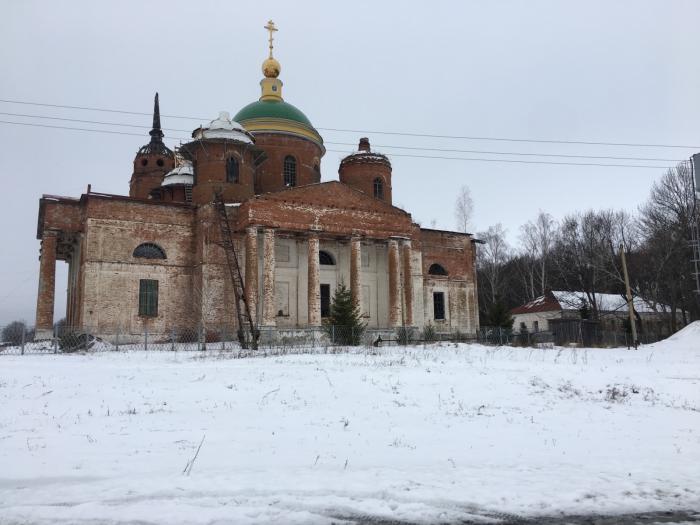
[233,181,433,332]
[240,227,419,331]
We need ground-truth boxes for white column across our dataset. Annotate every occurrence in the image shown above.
[350,236,362,310]
[308,233,321,326]
[401,239,414,326]
[388,238,401,327]
[261,228,276,327]
[244,226,258,326]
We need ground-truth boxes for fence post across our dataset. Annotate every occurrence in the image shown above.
[21,326,25,355]
[53,334,58,354]
[115,326,120,352]
[171,328,176,352]
[331,325,335,345]
[144,324,148,352]
[198,323,203,352]
[499,327,503,346]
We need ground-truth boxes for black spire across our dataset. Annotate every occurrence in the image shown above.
[149,92,164,143]
[137,92,172,156]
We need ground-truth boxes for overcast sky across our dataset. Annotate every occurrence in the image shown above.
[1,0,699,326]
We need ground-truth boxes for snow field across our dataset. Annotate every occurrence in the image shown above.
[1,327,699,524]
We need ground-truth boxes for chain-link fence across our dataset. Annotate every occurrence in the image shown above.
[0,321,669,356]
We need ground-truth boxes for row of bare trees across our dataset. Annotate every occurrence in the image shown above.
[458,162,699,331]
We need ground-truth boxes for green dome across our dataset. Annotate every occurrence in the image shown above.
[234,100,313,127]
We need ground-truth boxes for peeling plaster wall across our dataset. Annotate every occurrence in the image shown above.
[78,198,196,334]
[419,229,478,334]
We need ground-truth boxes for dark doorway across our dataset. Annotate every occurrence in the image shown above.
[320,284,331,318]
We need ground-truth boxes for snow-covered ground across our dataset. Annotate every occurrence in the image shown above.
[1,324,700,524]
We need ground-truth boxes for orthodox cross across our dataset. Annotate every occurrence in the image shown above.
[264,20,278,58]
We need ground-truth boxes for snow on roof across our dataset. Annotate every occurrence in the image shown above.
[512,290,672,315]
[510,292,561,314]
[193,111,254,143]
[343,150,388,161]
[551,291,662,314]
[161,161,193,186]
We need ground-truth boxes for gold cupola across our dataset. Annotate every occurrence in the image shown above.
[233,20,324,150]
[260,20,283,101]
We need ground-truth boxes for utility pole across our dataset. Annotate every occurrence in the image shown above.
[619,244,637,349]
[690,154,700,297]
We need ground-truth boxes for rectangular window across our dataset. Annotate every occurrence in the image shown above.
[320,284,331,318]
[139,279,158,317]
[533,320,539,332]
[226,157,239,183]
[433,291,445,320]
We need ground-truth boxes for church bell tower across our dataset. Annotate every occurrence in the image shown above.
[129,93,175,199]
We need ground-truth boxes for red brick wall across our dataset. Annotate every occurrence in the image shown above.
[338,160,392,204]
[253,134,323,194]
[180,141,257,205]
[419,228,479,332]
[237,182,413,239]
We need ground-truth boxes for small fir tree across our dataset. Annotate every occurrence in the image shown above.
[485,301,514,330]
[324,282,366,346]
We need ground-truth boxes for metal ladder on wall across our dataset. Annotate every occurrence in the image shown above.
[214,192,259,350]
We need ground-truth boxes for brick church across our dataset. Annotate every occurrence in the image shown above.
[34,22,479,340]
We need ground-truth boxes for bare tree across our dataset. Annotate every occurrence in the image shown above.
[519,211,556,299]
[477,223,510,305]
[454,185,474,234]
[638,161,698,329]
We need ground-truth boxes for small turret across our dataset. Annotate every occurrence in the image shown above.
[338,138,392,204]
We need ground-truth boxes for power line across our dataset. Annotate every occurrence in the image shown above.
[324,149,671,169]
[0,111,192,133]
[0,98,203,121]
[0,120,153,138]
[321,128,700,150]
[1,97,698,150]
[326,141,681,163]
[0,111,684,163]
[0,119,674,169]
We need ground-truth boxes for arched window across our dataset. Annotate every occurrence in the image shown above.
[373,177,384,199]
[319,250,335,265]
[133,243,167,259]
[428,263,448,276]
[226,157,239,183]
[283,156,297,187]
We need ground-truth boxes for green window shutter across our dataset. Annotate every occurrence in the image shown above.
[139,279,159,317]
